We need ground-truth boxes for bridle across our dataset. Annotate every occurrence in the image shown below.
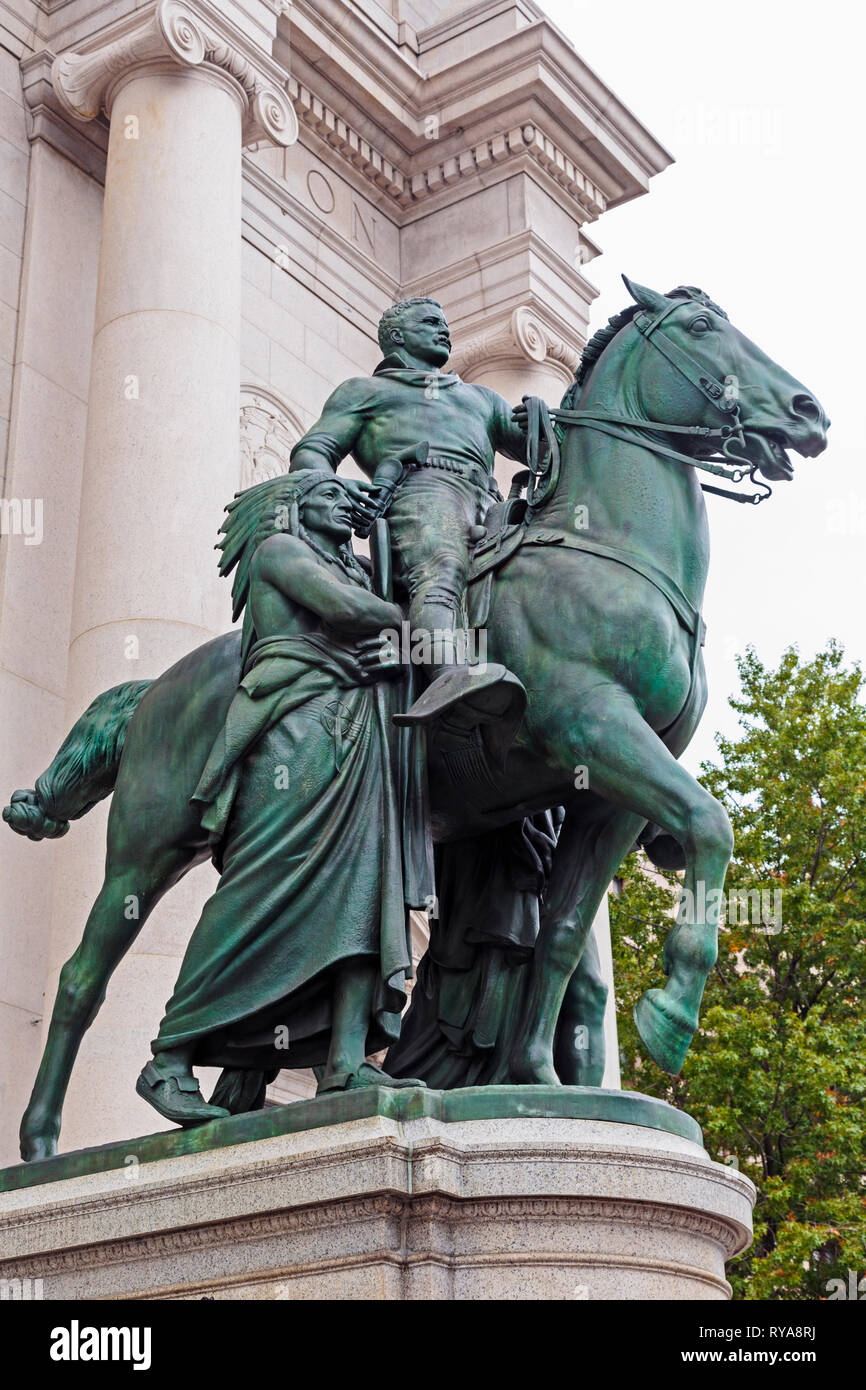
[523,298,774,510]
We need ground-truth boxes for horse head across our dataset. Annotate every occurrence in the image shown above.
[611,277,830,481]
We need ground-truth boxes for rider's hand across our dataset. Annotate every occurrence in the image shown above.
[511,403,529,434]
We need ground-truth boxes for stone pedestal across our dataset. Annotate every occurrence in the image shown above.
[0,1087,754,1300]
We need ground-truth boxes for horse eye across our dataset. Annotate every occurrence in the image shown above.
[690,317,711,334]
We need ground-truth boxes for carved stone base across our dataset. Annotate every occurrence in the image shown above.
[0,1089,755,1300]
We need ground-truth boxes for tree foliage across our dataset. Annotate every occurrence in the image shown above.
[610,642,866,1299]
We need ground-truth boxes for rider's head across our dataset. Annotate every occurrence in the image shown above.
[377,297,451,369]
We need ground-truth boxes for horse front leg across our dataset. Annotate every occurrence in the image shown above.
[555,686,731,1076]
[510,802,645,1085]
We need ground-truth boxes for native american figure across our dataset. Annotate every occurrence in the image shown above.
[133,472,432,1125]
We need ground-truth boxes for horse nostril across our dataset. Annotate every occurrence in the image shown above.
[792,393,820,422]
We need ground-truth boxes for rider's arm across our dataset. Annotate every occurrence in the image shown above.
[253,534,402,633]
[483,386,528,463]
[288,379,373,474]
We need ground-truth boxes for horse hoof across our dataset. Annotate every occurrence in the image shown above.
[20,1131,58,1162]
[634,989,694,1074]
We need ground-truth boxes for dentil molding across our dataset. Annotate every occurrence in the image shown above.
[289,75,606,218]
[50,0,298,149]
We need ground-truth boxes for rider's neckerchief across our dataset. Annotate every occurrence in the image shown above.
[372,352,463,388]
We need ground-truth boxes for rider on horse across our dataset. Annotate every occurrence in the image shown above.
[288,296,527,737]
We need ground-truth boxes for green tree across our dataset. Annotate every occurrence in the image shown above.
[610,642,866,1299]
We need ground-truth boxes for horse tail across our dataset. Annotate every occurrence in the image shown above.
[2,681,152,841]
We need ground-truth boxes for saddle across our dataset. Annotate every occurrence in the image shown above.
[467,471,531,628]
[467,395,561,626]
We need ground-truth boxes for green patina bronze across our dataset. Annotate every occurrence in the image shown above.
[3,278,829,1167]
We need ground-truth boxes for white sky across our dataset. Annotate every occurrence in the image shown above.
[542,0,864,772]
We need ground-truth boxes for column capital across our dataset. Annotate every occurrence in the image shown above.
[51,0,298,149]
[451,304,582,388]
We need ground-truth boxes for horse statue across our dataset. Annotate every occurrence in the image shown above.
[4,277,828,1160]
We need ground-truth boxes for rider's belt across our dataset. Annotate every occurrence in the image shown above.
[422,454,463,472]
[410,454,493,489]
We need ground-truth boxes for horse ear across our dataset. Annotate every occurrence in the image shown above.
[622,275,669,315]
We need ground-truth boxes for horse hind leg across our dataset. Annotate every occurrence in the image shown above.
[19,846,193,1161]
[511,803,645,1085]
[554,928,608,1087]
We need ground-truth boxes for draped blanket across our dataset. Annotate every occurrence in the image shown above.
[386,812,562,1088]
[151,632,432,1070]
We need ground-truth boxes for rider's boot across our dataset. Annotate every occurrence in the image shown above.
[393,660,522,728]
[393,627,527,767]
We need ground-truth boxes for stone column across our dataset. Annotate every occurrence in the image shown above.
[42,1,296,1151]
[452,305,622,1088]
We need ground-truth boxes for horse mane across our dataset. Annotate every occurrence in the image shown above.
[566,303,641,401]
[564,285,729,408]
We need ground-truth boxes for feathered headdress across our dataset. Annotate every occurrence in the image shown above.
[216,471,331,623]
[216,472,368,666]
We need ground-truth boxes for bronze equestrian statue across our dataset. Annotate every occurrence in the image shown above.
[4,279,829,1159]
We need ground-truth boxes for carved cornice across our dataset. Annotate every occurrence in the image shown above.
[286,0,672,200]
[523,125,607,216]
[450,304,583,385]
[407,122,605,216]
[288,76,606,218]
[0,1129,754,1255]
[50,0,298,149]
[288,75,405,199]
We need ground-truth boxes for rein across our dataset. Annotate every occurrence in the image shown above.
[548,406,772,506]
[522,298,775,508]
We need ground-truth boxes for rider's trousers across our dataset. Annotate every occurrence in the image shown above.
[386,465,491,670]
